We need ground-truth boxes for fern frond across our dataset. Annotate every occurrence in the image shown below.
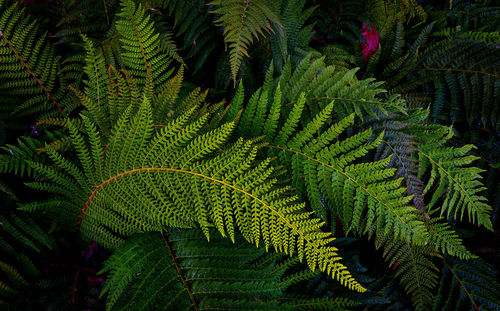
[434,257,500,311]
[279,55,407,120]
[269,0,316,71]
[141,0,219,73]
[80,34,111,133]
[101,230,291,310]
[209,0,282,82]
[236,82,427,246]
[22,97,365,293]
[374,233,439,311]
[102,229,356,310]
[106,65,144,123]
[0,0,72,117]
[424,219,475,260]
[0,211,56,306]
[368,110,483,260]
[412,36,500,132]
[0,136,46,177]
[417,127,493,230]
[116,0,174,92]
[156,22,185,65]
[0,212,55,253]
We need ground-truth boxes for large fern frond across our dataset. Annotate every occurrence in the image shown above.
[417,127,493,230]
[369,111,481,260]
[21,97,365,293]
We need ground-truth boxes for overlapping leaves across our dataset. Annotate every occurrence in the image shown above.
[22,97,365,293]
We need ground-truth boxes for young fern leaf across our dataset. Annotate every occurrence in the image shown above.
[209,0,282,82]
[21,97,365,293]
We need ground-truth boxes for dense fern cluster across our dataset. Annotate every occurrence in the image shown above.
[0,0,499,310]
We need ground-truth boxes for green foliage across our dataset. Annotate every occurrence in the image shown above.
[0,0,498,310]
[116,0,174,92]
[0,0,73,118]
[269,0,315,72]
[0,211,57,308]
[1,136,45,177]
[278,55,407,120]
[434,257,500,311]
[323,1,500,136]
[51,0,116,45]
[140,0,217,72]
[101,229,315,310]
[417,127,493,230]
[374,233,438,311]
[416,36,500,131]
[209,0,282,81]
[230,64,493,310]
[102,229,360,310]
[22,96,365,293]
[236,82,428,246]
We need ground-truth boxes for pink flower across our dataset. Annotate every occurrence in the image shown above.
[359,23,379,62]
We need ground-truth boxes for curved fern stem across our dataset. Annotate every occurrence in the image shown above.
[79,166,329,253]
